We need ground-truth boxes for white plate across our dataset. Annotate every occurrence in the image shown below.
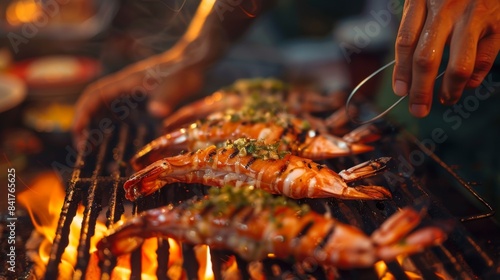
[0,74,26,113]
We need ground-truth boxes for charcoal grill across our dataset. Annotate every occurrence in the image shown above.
[40,110,500,280]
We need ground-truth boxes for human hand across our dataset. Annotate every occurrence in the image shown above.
[393,0,500,117]
[71,53,204,146]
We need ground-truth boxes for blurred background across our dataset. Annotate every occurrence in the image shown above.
[0,0,395,176]
[0,0,499,217]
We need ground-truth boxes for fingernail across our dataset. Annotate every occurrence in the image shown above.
[394,80,408,96]
[439,97,448,105]
[439,91,451,105]
[410,104,428,118]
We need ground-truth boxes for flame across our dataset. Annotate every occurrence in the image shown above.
[19,172,185,279]
[19,172,236,279]
[374,258,424,280]
[195,245,214,280]
[18,172,449,280]
[19,172,100,279]
[374,256,451,280]
[158,0,215,62]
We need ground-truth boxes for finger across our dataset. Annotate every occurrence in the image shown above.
[72,83,107,139]
[72,91,95,149]
[440,18,480,105]
[147,69,203,118]
[148,99,174,118]
[393,0,427,96]
[467,34,500,88]
[409,15,454,117]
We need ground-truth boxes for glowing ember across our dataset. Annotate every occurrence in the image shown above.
[374,260,390,279]
[18,172,448,279]
[18,172,185,279]
[19,172,102,279]
[374,256,450,280]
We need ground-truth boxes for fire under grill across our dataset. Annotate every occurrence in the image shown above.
[42,113,499,280]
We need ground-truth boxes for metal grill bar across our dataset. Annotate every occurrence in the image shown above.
[183,244,200,279]
[74,131,111,279]
[43,117,498,279]
[44,132,87,279]
[385,261,410,280]
[101,125,130,279]
[156,238,170,280]
[106,125,129,227]
[405,131,495,222]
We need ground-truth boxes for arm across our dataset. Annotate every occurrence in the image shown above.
[72,0,269,141]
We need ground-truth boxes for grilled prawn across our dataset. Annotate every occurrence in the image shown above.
[163,78,288,129]
[162,77,346,129]
[125,138,391,201]
[133,78,372,170]
[131,115,375,171]
[97,186,446,269]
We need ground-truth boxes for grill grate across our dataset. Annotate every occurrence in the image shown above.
[43,115,498,279]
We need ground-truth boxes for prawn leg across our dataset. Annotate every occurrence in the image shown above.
[342,123,382,144]
[162,91,243,129]
[372,206,446,261]
[97,187,447,269]
[338,157,391,183]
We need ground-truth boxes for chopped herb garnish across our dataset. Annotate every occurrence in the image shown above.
[193,185,309,216]
[225,138,290,160]
[218,78,293,125]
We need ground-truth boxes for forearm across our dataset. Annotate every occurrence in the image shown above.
[153,0,271,69]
